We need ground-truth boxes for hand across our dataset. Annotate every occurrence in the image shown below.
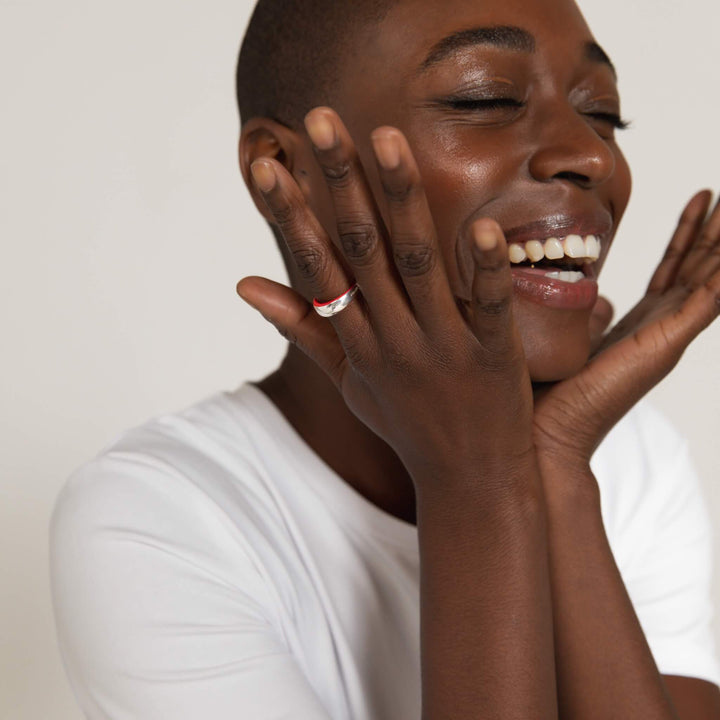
[533,189,720,470]
[237,107,535,489]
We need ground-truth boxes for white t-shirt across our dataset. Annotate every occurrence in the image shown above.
[50,383,720,720]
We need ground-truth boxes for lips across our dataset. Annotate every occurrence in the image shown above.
[511,267,599,309]
[501,212,613,310]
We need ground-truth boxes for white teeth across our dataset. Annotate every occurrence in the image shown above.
[508,243,527,263]
[543,237,565,260]
[545,270,585,283]
[563,234,586,258]
[525,240,545,263]
[507,233,604,265]
[584,234,600,260]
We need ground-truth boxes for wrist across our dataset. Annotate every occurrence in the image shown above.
[536,452,601,512]
[413,447,545,515]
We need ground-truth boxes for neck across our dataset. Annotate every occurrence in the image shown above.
[256,345,417,525]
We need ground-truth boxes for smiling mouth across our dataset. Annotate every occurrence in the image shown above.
[507,233,603,283]
[495,225,608,310]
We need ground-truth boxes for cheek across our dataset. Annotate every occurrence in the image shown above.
[408,127,523,295]
[611,144,632,223]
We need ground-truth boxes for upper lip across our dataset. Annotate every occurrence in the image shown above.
[502,213,613,245]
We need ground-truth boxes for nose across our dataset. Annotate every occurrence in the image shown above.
[528,109,616,189]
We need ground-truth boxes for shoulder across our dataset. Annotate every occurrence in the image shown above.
[592,397,687,479]
[48,387,337,718]
[594,403,720,686]
[49,385,287,598]
[591,399,714,570]
[52,383,273,519]
[591,397,713,578]
[592,399,698,520]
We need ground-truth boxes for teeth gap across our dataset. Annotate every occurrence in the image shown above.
[514,258,583,270]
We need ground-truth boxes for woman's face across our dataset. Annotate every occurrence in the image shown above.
[300,0,632,381]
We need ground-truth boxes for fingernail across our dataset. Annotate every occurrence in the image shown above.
[250,161,277,193]
[472,220,498,251]
[371,131,400,170]
[305,111,337,150]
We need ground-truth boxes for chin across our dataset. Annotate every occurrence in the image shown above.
[515,300,592,382]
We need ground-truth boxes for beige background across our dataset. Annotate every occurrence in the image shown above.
[1,0,718,718]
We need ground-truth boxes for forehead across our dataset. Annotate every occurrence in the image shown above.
[379,0,591,62]
[336,0,599,113]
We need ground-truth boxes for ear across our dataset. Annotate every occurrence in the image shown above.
[239,117,305,223]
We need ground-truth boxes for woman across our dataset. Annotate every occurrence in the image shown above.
[51,0,720,717]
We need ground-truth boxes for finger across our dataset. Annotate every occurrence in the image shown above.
[236,276,348,388]
[469,219,517,354]
[249,158,373,356]
[304,108,409,332]
[660,266,720,351]
[613,266,720,393]
[646,189,712,294]
[564,263,720,450]
[370,127,461,337]
[589,295,614,352]
[677,192,720,287]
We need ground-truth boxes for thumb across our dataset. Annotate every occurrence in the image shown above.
[236,276,347,387]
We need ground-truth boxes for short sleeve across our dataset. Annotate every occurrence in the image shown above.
[49,452,333,720]
[605,420,720,686]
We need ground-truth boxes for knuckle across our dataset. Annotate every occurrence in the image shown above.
[292,245,327,283]
[424,341,458,374]
[385,347,414,377]
[393,242,435,276]
[337,221,379,264]
[321,159,353,188]
[474,295,511,317]
[693,232,715,252]
[476,255,507,273]
[272,201,298,229]
[382,177,421,204]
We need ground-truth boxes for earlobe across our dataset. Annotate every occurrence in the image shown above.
[239,117,299,221]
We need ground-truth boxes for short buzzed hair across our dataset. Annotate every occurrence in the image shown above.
[236,0,395,130]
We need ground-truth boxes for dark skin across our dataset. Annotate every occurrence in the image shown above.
[237,0,720,716]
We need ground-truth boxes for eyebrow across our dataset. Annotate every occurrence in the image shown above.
[417,26,535,73]
[415,25,617,79]
[584,40,617,78]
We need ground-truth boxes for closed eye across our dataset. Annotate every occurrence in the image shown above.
[438,97,630,133]
[443,97,526,111]
[585,111,631,130]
